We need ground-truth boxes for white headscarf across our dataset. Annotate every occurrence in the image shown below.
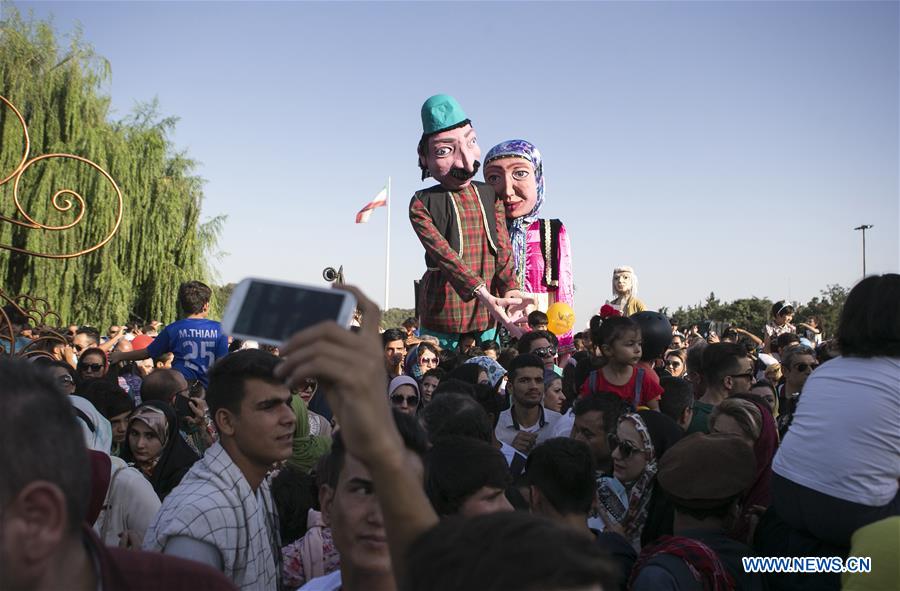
[70,395,113,454]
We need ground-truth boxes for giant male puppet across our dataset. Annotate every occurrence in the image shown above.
[409,95,527,349]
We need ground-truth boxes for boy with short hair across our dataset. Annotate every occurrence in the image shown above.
[110,281,228,390]
[527,310,549,332]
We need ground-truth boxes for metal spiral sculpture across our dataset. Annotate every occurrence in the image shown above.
[0,292,68,359]
[1,94,124,357]
[0,94,124,258]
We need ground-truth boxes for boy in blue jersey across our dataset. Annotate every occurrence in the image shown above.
[110,281,228,390]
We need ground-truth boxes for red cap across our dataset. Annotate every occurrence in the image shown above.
[131,335,154,350]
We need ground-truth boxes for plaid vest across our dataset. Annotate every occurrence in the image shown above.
[414,181,499,268]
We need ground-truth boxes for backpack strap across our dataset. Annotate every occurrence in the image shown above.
[589,370,598,395]
[74,407,96,433]
[633,368,645,410]
[98,462,127,542]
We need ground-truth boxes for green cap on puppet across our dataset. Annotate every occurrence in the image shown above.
[421,94,468,135]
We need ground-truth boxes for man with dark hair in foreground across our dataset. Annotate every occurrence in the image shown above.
[526,437,597,537]
[144,349,295,590]
[426,436,513,517]
[0,359,235,591]
[526,437,637,590]
[277,285,615,591]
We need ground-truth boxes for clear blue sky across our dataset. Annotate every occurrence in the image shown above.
[11,1,899,326]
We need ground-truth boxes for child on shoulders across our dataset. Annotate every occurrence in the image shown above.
[580,315,661,410]
[110,281,228,391]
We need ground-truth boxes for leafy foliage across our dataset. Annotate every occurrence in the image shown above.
[0,9,223,326]
[670,285,847,339]
[381,308,415,330]
[794,284,847,337]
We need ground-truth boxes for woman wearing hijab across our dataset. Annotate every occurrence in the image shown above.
[446,363,488,387]
[464,355,507,391]
[74,395,161,550]
[601,410,683,550]
[404,342,441,381]
[483,140,575,355]
[288,389,332,473]
[294,379,333,439]
[388,375,422,417]
[121,400,200,500]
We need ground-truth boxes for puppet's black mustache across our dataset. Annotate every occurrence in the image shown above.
[449,161,480,180]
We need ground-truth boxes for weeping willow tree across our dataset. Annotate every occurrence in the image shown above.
[0,8,225,326]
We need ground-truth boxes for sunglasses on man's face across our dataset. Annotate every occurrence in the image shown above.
[728,371,756,382]
[532,346,557,359]
[79,363,104,372]
[390,394,419,407]
[793,362,818,373]
[607,433,648,460]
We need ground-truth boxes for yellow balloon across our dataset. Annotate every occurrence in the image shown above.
[546,302,576,336]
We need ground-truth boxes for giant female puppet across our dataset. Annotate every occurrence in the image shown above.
[483,140,575,354]
[409,95,527,349]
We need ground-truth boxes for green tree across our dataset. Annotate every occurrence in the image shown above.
[381,308,415,330]
[0,9,223,327]
[795,284,847,338]
[670,287,846,340]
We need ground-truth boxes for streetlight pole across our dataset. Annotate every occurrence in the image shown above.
[853,224,873,276]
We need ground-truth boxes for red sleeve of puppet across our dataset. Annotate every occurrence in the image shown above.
[492,196,516,295]
[409,194,483,301]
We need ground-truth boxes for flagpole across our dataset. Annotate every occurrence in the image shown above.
[384,176,391,311]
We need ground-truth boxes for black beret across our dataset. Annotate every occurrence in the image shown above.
[657,432,756,509]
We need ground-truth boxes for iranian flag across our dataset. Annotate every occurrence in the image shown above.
[355,186,388,224]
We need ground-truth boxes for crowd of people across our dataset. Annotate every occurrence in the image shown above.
[0,272,897,591]
[1,91,897,590]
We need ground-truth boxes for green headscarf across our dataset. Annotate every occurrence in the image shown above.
[289,394,332,473]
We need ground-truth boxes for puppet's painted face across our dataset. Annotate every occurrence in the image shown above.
[614,271,633,295]
[420,124,481,190]
[484,157,538,220]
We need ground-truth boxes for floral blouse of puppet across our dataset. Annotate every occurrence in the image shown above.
[484,139,575,353]
[607,266,646,317]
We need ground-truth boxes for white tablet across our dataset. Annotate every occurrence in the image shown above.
[222,278,357,347]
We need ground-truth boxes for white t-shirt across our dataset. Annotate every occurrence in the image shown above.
[297,569,342,591]
[520,421,541,434]
[772,356,900,507]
